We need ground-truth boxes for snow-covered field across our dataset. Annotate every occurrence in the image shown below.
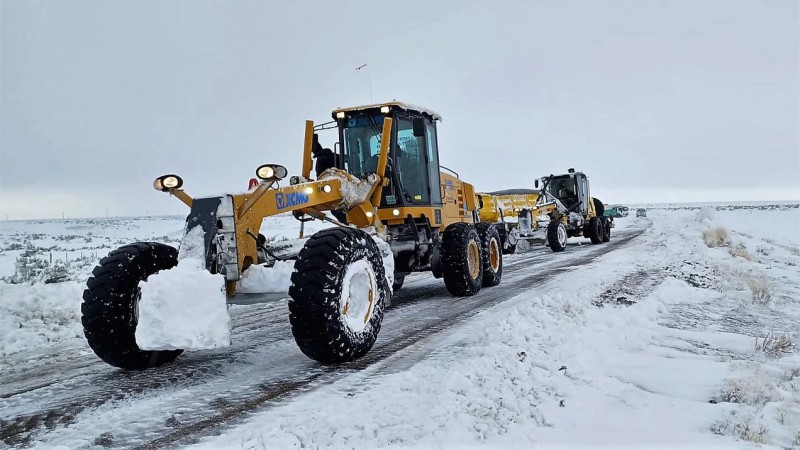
[1,204,799,449]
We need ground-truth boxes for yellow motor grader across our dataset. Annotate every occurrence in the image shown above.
[476,189,547,254]
[82,102,504,370]
[533,169,612,252]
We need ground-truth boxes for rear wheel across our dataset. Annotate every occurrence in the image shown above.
[500,225,518,255]
[587,217,603,244]
[475,222,502,287]
[82,242,183,370]
[441,223,483,296]
[288,227,388,364]
[602,218,611,242]
[547,221,568,252]
[392,275,405,291]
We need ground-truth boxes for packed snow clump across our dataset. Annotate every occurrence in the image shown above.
[135,257,230,351]
[236,260,295,294]
[371,235,395,292]
[318,169,377,208]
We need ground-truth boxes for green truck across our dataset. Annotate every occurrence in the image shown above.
[603,204,629,218]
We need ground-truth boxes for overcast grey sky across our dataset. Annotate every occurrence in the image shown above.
[1,0,798,219]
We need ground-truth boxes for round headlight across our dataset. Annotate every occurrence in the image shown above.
[153,174,183,191]
[392,209,400,216]
[256,164,288,180]
[365,211,374,218]
[322,184,332,193]
[162,176,180,189]
[304,186,314,195]
[257,166,275,179]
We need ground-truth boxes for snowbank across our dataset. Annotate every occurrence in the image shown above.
[0,281,85,357]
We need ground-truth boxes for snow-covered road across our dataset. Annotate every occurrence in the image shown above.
[1,224,645,448]
[2,206,799,449]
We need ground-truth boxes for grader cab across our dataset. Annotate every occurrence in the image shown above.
[82,102,504,370]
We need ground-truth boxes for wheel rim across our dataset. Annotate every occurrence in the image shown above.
[340,259,377,333]
[557,224,567,247]
[489,237,500,271]
[467,240,480,279]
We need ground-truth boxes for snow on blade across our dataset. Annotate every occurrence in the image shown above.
[236,260,295,294]
[135,257,230,351]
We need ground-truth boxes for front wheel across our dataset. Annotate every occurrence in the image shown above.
[82,242,183,370]
[441,223,483,296]
[547,221,568,252]
[288,227,388,364]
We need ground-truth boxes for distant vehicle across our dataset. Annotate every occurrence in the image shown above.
[636,208,647,218]
[604,204,628,218]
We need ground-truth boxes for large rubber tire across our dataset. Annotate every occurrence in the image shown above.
[82,242,183,370]
[441,223,483,296]
[392,275,405,291]
[499,225,518,255]
[602,217,611,243]
[547,221,568,252]
[474,222,502,287]
[587,217,603,244]
[288,227,388,364]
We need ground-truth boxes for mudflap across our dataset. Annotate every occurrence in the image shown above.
[183,197,222,271]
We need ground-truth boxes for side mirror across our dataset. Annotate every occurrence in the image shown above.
[412,118,426,137]
[534,179,539,189]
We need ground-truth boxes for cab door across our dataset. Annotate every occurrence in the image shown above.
[394,117,439,207]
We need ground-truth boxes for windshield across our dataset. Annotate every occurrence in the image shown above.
[341,115,385,179]
[547,177,577,200]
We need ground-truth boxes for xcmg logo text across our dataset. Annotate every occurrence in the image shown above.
[275,191,310,209]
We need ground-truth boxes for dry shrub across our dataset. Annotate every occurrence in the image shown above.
[747,277,773,303]
[733,421,769,444]
[729,243,754,261]
[703,227,730,248]
[756,331,796,358]
[711,418,769,445]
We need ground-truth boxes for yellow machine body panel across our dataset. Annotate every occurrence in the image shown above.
[477,191,540,223]
[377,172,477,227]
[440,172,477,224]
